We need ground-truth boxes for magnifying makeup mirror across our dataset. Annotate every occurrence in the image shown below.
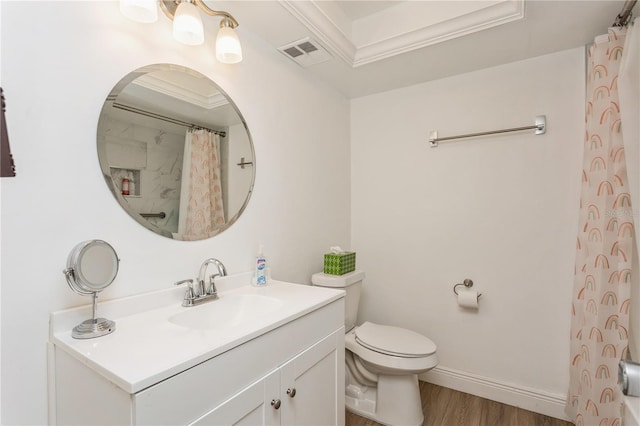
[63,240,119,339]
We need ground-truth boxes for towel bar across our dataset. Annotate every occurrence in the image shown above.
[429,115,546,147]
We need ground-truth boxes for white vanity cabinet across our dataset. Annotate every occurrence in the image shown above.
[194,328,342,425]
[50,280,345,426]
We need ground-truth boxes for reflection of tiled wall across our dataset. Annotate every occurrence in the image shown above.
[103,115,185,234]
[226,123,252,219]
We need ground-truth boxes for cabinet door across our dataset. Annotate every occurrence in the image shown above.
[280,329,344,426]
[191,370,280,426]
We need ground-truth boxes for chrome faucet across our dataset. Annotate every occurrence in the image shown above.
[198,258,227,296]
[174,258,227,307]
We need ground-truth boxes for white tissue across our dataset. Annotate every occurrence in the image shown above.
[458,291,479,309]
[330,246,345,254]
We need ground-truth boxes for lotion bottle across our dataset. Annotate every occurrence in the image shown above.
[255,245,267,286]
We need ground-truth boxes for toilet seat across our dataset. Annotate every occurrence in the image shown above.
[355,322,436,358]
[345,328,438,375]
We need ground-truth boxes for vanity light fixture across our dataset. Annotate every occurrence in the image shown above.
[172,0,205,45]
[120,0,158,23]
[215,17,242,64]
[119,0,243,64]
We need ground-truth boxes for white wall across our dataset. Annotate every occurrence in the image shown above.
[0,2,350,424]
[351,48,585,418]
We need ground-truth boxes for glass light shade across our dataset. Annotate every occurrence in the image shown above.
[216,26,243,64]
[120,0,158,23]
[173,1,204,46]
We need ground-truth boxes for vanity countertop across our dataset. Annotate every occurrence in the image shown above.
[49,273,344,394]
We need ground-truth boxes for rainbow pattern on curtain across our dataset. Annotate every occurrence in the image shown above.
[181,129,226,240]
[566,27,633,426]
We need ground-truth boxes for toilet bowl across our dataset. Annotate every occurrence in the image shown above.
[311,271,438,426]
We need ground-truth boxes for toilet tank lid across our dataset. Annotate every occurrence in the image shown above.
[311,270,365,287]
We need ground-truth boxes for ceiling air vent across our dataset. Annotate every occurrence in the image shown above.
[278,37,332,68]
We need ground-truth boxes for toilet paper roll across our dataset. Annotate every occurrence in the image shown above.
[458,291,479,309]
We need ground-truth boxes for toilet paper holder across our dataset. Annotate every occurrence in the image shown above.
[453,279,482,299]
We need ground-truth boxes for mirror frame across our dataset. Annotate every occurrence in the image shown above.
[97,64,255,240]
[64,239,119,293]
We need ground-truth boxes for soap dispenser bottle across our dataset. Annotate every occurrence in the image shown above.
[255,245,267,286]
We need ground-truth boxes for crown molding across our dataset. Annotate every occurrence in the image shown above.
[279,0,525,68]
[279,0,356,66]
[133,74,229,110]
[354,1,525,66]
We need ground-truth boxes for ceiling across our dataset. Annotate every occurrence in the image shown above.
[214,0,628,98]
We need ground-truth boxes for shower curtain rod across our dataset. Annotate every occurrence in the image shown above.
[112,102,227,138]
[613,0,637,27]
[428,115,546,148]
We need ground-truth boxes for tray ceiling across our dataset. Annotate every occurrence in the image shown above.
[213,0,628,98]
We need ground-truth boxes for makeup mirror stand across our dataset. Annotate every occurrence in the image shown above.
[63,240,119,339]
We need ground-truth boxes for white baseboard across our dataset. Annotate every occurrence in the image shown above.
[419,366,571,422]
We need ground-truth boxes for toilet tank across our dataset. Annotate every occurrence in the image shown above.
[311,270,365,332]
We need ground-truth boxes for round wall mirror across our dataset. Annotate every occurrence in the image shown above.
[97,64,255,241]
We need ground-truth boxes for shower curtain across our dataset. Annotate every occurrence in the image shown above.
[176,129,225,241]
[620,18,640,248]
[566,27,634,425]
[619,17,640,363]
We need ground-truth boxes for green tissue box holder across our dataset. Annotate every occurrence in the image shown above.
[324,252,356,275]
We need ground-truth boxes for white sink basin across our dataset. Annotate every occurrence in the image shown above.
[168,293,284,330]
[50,273,346,393]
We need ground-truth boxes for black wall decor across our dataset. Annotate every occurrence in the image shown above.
[1,87,16,177]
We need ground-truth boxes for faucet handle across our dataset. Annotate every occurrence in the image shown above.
[207,274,220,298]
[175,279,196,301]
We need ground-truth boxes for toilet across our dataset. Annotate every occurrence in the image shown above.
[311,270,437,426]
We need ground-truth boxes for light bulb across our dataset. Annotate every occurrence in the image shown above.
[173,1,204,46]
[120,0,158,23]
[216,22,242,64]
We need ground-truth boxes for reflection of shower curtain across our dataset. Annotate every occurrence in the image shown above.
[566,27,634,425]
[176,129,225,241]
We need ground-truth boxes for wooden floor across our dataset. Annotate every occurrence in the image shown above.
[345,382,574,426]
